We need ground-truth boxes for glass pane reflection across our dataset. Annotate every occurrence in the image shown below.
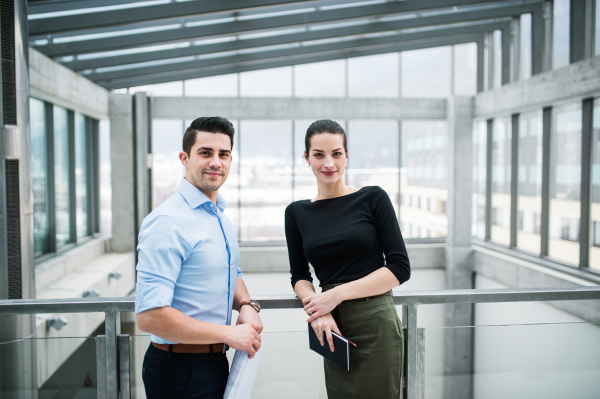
[240,121,292,241]
[75,113,88,240]
[549,102,581,265]
[54,106,71,248]
[553,0,570,69]
[472,120,487,239]
[491,117,511,246]
[589,99,600,271]
[30,98,48,256]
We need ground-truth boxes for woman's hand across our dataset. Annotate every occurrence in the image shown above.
[303,289,342,323]
[311,313,342,352]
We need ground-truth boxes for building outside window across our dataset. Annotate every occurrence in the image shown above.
[347,120,399,215]
[517,110,543,253]
[549,102,582,265]
[401,121,448,238]
[491,116,512,246]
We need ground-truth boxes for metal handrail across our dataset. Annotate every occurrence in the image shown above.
[2,286,600,399]
[1,286,599,314]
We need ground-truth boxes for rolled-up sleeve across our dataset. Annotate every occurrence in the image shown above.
[135,215,192,314]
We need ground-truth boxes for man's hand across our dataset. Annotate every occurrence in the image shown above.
[303,289,342,323]
[311,313,342,352]
[225,324,262,358]
[236,305,263,333]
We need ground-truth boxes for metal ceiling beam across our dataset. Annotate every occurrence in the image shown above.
[63,2,540,72]
[96,33,483,89]
[28,0,150,15]
[29,0,318,35]
[86,20,508,82]
[37,0,528,57]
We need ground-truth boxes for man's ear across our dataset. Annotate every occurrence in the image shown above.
[179,151,189,167]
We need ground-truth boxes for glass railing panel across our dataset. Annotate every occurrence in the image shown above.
[0,336,97,396]
[420,322,600,399]
[130,330,327,399]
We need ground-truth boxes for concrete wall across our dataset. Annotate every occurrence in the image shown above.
[153,97,447,120]
[475,55,600,117]
[28,47,108,119]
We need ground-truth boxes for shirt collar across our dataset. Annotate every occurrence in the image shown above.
[179,178,227,211]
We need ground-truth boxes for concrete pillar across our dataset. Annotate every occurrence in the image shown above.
[109,93,135,252]
[109,93,151,253]
[444,96,475,399]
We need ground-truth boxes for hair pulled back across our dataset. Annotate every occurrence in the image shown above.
[304,119,347,157]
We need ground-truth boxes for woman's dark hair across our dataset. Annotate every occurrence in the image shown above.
[183,116,235,155]
[304,119,347,157]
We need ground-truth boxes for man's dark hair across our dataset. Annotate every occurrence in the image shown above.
[305,119,347,157]
[183,117,235,155]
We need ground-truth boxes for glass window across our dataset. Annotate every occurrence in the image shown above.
[293,120,320,201]
[152,119,185,208]
[348,53,399,98]
[401,121,448,238]
[54,106,71,248]
[402,46,451,98]
[520,13,532,80]
[30,98,48,256]
[129,81,184,96]
[549,102,582,265]
[493,30,502,89]
[491,117,511,246]
[590,99,600,270]
[239,120,292,241]
[453,43,477,95]
[240,67,292,97]
[347,120,399,215]
[596,0,600,56]
[553,0,570,69]
[516,110,543,253]
[294,60,345,97]
[99,119,111,237]
[185,74,238,97]
[472,120,487,239]
[75,113,88,239]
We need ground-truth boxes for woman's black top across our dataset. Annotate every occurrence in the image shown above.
[284,186,411,289]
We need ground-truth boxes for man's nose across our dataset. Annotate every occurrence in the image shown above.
[208,154,221,168]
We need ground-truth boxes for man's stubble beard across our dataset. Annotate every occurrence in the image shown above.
[191,167,227,192]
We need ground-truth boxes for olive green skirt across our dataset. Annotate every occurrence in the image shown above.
[322,284,404,399]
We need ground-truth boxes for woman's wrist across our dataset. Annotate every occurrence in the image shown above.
[329,286,346,305]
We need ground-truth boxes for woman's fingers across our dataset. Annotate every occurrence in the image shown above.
[325,326,335,352]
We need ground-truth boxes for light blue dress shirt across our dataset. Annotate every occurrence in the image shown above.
[135,178,241,344]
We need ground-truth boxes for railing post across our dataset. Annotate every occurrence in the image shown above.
[96,335,107,399]
[119,334,132,399]
[405,304,418,399]
[105,311,121,399]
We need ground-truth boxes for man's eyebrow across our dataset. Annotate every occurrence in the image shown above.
[197,147,214,152]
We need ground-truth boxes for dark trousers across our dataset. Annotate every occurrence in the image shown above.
[142,343,229,399]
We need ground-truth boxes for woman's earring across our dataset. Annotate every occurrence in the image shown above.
[308,164,311,167]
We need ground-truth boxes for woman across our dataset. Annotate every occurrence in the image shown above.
[284,119,410,399]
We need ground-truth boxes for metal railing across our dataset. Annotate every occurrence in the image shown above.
[1,286,600,399]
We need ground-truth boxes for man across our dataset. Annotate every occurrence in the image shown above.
[135,117,263,398]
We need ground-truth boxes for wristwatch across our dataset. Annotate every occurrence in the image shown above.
[238,299,261,313]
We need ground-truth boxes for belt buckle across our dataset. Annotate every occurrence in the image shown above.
[222,344,228,353]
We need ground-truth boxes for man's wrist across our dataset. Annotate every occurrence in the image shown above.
[238,299,261,313]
